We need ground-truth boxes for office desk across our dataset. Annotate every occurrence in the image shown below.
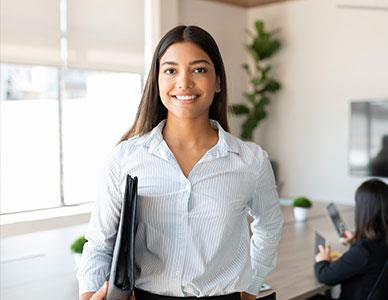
[258,202,354,300]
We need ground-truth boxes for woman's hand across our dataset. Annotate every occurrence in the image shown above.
[240,291,256,300]
[80,283,136,300]
[130,291,136,300]
[80,281,108,300]
[339,230,354,246]
[315,245,331,263]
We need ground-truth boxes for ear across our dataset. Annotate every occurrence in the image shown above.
[215,77,221,93]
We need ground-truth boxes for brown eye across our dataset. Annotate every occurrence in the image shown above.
[163,68,176,75]
[194,67,207,73]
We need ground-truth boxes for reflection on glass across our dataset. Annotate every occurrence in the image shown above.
[369,135,388,177]
[0,64,61,213]
[62,69,142,205]
[1,64,58,100]
[349,100,388,178]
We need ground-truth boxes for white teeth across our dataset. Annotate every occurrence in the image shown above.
[175,95,197,101]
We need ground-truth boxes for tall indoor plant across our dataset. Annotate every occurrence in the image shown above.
[229,20,281,140]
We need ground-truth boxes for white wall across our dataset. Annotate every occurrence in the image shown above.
[179,0,248,135]
[247,0,388,203]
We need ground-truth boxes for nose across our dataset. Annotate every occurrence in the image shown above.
[177,71,194,89]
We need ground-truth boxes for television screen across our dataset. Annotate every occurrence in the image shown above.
[349,99,388,178]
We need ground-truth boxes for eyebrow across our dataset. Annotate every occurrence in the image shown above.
[161,59,211,66]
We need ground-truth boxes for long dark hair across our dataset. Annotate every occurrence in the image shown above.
[118,25,229,143]
[354,178,388,245]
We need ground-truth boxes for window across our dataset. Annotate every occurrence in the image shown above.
[0,64,142,214]
[62,69,141,205]
[0,0,144,215]
[1,64,61,213]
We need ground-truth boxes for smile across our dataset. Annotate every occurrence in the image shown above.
[173,95,199,101]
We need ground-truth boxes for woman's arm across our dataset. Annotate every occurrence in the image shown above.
[245,151,284,296]
[77,148,124,296]
[314,242,369,285]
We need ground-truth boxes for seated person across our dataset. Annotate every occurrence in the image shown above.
[313,179,388,300]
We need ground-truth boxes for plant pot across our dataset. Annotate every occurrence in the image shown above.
[293,207,309,222]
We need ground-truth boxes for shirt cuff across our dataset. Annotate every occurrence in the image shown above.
[77,275,106,296]
[244,275,264,296]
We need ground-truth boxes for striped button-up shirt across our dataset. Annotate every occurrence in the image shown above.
[77,119,283,297]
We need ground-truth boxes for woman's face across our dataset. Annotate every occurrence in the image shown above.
[158,41,220,121]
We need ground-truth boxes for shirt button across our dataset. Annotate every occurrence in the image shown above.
[176,271,180,276]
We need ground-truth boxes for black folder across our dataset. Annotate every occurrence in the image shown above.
[106,175,138,300]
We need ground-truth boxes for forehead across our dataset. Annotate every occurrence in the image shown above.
[160,42,213,65]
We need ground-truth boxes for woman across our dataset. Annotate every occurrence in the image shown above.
[77,25,283,300]
[314,179,388,300]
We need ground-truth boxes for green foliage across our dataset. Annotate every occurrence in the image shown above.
[293,197,312,208]
[70,236,88,254]
[229,20,282,140]
[229,104,250,115]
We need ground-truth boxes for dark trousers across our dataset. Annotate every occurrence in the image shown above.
[134,288,241,300]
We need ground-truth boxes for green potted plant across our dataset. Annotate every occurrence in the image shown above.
[70,235,87,268]
[229,20,281,140]
[292,197,312,221]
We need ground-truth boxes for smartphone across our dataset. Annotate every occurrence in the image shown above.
[315,231,326,255]
[326,203,347,237]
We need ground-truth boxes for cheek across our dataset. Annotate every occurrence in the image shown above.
[158,78,171,97]
[200,75,217,93]
[202,81,217,98]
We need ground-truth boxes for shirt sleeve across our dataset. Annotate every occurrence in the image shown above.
[314,243,369,286]
[244,150,284,295]
[76,147,123,295]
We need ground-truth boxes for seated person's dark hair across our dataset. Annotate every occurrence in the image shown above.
[353,178,388,245]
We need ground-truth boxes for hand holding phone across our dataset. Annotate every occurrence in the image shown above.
[339,230,354,246]
[315,244,332,263]
[326,203,347,237]
[315,232,326,255]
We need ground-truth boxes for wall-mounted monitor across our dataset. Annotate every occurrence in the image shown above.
[349,99,388,178]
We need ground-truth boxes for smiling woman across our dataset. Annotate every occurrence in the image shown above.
[158,42,220,122]
[118,25,228,141]
[77,25,283,300]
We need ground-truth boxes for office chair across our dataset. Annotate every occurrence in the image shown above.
[366,259,388,300]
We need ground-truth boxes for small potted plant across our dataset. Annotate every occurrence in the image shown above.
[292,197,312,221]
[70,235,87,268]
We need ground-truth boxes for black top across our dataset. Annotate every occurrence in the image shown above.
[314,239,388,300]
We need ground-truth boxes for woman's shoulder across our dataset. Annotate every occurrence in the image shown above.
[108,134,150,161]
[225,132,269,163]
[354,238,388,255]
[118,134,146,148]
[354,238,383,247]
[351,238,371,250]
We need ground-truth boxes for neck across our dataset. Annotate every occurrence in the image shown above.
[162,115,217,149]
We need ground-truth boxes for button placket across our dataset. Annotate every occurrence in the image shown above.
[173,179,190,285]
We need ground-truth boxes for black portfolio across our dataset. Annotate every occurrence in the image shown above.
[106,175,138,300]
